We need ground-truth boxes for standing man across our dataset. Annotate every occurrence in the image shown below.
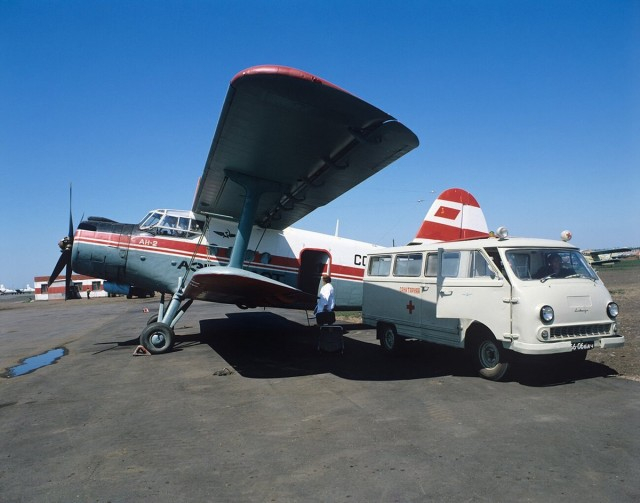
[316,275,335,325]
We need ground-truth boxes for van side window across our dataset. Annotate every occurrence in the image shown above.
[368,255,392,276]
[425,253,438,277]
[393,253,423,277]
[471,251,495,278]
[441,252,460,277]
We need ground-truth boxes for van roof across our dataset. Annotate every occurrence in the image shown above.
[370,237,578,255]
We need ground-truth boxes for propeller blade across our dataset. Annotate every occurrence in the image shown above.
[48,251,69,287]
[68,184,74,238]
[65,257,73,300]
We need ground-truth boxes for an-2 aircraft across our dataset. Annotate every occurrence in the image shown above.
[16,284,36,294]
[581,247,633,266]
[48,65,419,353]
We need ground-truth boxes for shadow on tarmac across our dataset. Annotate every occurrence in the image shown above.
[141,311,619,387]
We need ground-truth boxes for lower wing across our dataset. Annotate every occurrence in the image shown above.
[184,268,316,310]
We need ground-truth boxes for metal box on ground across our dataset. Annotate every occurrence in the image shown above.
[317,325,344,353]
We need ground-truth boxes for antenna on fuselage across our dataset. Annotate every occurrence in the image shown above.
[334,219,340,237]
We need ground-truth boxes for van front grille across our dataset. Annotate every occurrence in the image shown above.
[549,324,612,340]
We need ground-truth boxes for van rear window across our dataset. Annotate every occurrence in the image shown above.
[368,255,392,276]
[394,253,423,277]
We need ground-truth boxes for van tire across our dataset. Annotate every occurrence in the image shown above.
[379,324,403,353]
[472,336,510,381]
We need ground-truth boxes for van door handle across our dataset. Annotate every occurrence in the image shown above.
[439,290,453,297]
[421,285,429,292]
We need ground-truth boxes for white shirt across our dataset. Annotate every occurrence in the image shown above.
[316,282,335,312]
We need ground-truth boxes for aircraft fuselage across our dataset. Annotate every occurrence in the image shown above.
[71,209,381,309]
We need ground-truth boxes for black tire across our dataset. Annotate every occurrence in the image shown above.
[378,324,403,353]
[139,322,175,354]
[147,314,158,325]
[473,336,510,381]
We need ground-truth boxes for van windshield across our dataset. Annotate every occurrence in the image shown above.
[505,249,597,281]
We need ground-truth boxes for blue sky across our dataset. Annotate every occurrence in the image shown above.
[1,0,638,289]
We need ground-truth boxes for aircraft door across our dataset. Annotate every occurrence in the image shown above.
[298,249,330,296]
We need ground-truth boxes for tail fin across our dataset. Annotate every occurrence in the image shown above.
[411,188,489,244]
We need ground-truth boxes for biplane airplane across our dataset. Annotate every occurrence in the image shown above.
[49,65,424,354]
[581,247,633,266]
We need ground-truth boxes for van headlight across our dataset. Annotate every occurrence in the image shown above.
[540,305,554,323]
[607,302,619,319]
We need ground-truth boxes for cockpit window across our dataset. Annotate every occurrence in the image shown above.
[138,211,204,238]
[505,249,597,281]
[139,212,162,229]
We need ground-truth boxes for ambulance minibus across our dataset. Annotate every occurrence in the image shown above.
[362,229,624,380]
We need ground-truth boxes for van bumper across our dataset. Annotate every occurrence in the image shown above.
[507,335,625,355]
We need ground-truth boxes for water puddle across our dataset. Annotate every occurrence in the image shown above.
[2,348,68,378]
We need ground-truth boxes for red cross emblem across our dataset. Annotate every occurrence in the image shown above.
[406,300,415,314]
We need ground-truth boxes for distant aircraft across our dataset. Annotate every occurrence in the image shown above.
[48,65,419,354]
[0,284,17,295]
[581,247,632,266]
[16,284,36,294]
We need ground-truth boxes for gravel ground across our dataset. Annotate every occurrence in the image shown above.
[588,260,640,380]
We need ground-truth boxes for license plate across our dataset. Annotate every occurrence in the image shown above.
[571,341,595,351]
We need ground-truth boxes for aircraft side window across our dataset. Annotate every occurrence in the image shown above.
[368,255,392,276]
[425,253,438,277]
[190,219,204,234]
[394,253,423,277]
[441,252,460,278]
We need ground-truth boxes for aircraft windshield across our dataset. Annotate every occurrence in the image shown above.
[138,211,204,238]
[505,249,597,281]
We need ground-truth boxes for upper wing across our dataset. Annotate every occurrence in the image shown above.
[192,65,419,230]
[184,267,317,310]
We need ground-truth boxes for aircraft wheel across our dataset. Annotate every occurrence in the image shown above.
[378,324,403,353]
[147,314,158,325]
[140,322,175,354]
[473,335,510,381]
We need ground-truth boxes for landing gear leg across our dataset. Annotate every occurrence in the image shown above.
[139,291,194,354]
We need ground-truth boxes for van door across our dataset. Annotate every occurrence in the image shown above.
[420,252,459,345]
[436,249,511,342]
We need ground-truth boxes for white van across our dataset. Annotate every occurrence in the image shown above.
[362,234,624,380]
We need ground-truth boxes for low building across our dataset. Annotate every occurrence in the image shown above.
[33,274,106,301]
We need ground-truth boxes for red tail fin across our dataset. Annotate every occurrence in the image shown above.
[412,188,489,244]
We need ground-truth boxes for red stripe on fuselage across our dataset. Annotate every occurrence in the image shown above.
[75,230,367,282]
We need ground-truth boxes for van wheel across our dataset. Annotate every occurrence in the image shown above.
[473,336,509,381]
[379,325,403,353]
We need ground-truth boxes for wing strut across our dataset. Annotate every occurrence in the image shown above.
[225,169,286,269]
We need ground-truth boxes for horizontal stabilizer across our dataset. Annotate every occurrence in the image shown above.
[184,267,317,310]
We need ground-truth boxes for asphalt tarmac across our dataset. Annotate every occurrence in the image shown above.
[1,296,639,502]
